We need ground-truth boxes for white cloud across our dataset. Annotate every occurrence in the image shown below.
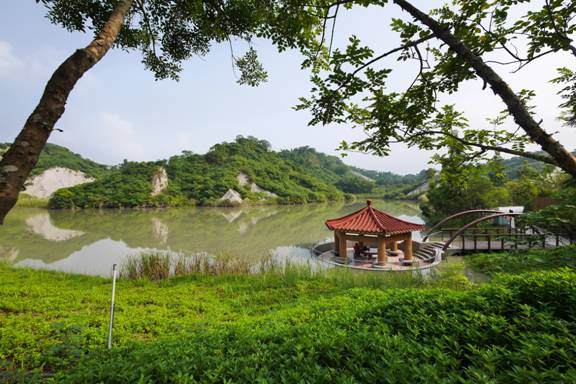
[0,41,24,78]
[53,112,145,164]
[0,40,96,85]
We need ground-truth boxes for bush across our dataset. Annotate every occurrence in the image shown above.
[466,246,576,275]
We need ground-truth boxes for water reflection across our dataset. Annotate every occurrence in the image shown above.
[0,200,423,276]
[25,212,85,242]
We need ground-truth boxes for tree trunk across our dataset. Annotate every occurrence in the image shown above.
[0,0,134,224]
[394,0,576,178]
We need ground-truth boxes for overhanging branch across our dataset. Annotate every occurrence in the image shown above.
[335,34,433,93]
[405,130,559,166]
[392,0,576,177]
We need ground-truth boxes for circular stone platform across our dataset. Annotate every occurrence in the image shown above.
[312,242,442,272]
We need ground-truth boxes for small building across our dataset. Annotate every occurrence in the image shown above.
[494,206,525,227]
[325,200,425,265]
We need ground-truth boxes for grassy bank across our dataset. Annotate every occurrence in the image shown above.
[0,263,452,380]
[1,248,576,382]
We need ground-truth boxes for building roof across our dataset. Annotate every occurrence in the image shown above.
[325,200,425,235]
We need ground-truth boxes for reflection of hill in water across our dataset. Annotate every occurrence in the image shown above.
[0,209,105,263]
[25,212,85,241]
[1,201,422,265]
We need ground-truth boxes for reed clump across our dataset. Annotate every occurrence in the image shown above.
[120,249,440,291]
[121,250,307,280]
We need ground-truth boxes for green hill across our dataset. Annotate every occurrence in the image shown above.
[498,153,555,179]
[49,137,343,209]
[279,146,427,196]
[488,150,576,179]
[0,142,109,178]
[278,146,352,184]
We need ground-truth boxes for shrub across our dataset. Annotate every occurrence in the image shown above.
[466,246,576,275]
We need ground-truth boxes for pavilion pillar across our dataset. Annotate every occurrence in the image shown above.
[391,240,398,252]
[404,234,413,261]
[334,232,340,255]
[377,238,387,265]
[338,232,348,262]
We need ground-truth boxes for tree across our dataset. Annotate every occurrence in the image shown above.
[0,0,322,223]
[520,188,576,243]
[420,158,512,224]
[334,174,374,193]
[298,0,576,177]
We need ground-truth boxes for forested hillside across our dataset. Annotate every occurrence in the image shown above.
[0,143,109,178]
[498,152,575,178]
[279,146,427,196]
[50,137,343,208]
[6,140,562,211]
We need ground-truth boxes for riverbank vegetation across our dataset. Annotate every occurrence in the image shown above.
[2,246,576,382]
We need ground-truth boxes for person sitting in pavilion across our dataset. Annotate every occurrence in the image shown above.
[353,242,361,258]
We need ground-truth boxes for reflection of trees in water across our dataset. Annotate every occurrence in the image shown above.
[2,201,421,265]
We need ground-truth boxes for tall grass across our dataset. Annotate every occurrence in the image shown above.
[119,250,464,290]
[121,250,298,280]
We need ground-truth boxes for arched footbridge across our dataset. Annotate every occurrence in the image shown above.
[419,209,568,257]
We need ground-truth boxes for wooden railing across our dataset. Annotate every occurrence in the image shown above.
[447,232,563,252]
[436,227,524,240]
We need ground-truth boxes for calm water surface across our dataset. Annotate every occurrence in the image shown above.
[0,200,424,276]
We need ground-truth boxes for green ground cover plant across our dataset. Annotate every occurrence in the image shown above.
[0,262,434,381]
[52,270,576,382]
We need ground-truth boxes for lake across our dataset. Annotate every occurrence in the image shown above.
[0,200,424,277]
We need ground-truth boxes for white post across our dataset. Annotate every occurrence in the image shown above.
[108,263,117,350]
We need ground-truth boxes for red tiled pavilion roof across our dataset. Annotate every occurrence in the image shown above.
[325,200,425,235]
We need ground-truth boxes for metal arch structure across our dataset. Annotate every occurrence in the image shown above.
[442,213,523,251]
[422,209,501,241]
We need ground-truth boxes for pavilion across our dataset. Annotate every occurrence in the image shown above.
[325,200,425,266]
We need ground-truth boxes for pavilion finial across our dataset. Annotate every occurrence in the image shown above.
[367,200,372,207]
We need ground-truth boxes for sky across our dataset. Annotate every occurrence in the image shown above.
[0,1,574,174]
